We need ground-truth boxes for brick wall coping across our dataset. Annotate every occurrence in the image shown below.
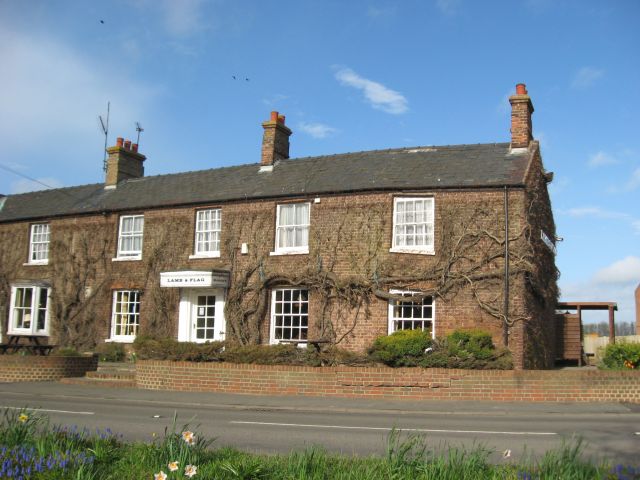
[135,360,640,403]
[0,354,98,383]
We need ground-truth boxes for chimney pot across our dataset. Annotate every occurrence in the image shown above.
[116,137,124,147]
[132,143,138,153]
[278,115,285,124]
[516,83,527,95]
[124,140,132,150]
[270,111,279,122]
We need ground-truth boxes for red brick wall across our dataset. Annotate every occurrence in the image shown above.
[0,354,98,382]
[136,360,640,403]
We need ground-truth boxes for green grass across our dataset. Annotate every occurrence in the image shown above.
[0,407,637,479]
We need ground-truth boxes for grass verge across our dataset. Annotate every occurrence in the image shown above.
[0,407,637,479]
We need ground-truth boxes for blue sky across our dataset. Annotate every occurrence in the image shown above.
[1,0,638,324]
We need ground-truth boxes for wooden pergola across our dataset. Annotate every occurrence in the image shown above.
[557,302,619,343]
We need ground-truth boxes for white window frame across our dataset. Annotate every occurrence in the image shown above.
[390,197,435,255]
[272,202,310,255]
[115,214,144,260]
[387,290,435,338]
[109,290,141,342]
[269,288,309,344]
[190,209,221,258]
[28,223,50,264]
[8,285,51,336]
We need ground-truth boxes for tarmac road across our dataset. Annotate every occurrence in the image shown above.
[0,381,638,465]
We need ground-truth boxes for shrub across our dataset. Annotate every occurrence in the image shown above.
[369,329,433,367]
[95,342,126,362]
[600,342,640,370]
[133,336,224,362]
[370,329,513,370]
[447,329,494,359]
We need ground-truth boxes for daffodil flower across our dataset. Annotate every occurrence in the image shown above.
[182,431,195,445]
[168,461,179,472]
[184,464,197,477]
[18,414,29,423]
[154,471,167,480]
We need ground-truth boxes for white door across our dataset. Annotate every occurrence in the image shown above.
[179,289,226,342]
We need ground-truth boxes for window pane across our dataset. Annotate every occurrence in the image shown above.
[276,203,309,251]
[393,198,434,251]
[112,290,140,337]
[195,209,221,254]
[272,288,309,343]
[390,293,434,335]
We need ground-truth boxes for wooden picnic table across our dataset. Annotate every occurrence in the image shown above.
[0,335,56,356]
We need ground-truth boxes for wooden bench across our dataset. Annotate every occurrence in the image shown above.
[0,335,56,356]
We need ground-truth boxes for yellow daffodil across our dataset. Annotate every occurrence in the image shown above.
[168,461,179,472]
[184,464,197,477]
[18,414,29,423]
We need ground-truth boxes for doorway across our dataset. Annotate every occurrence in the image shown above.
[178,289,226,342]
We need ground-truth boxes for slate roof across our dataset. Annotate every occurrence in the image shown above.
[0,143,530,223]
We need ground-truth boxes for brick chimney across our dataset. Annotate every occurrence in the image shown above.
[509,83,534,149]
[261,111,292,166]
[105,137,146,187]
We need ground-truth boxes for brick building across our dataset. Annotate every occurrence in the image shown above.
[0,84,558,369]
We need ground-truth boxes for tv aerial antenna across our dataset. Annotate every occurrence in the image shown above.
[135,121,144,146]
[99,101,110,172]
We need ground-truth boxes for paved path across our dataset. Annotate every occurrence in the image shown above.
[0,381,638,464]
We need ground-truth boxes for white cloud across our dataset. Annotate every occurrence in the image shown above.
[624,167,640,191]
[593,256,640,285]
[535,131,549,149]
[588,151,618,168]
[436,0,460,15]
[571,67,604,89]
[496,90,512,115]
[334,67,408,114]
[11,177,64,194]
[298,122,338,139]
[0,25,160,160]
[262,94,290,106]
[367,5,397,18]
[548,176,569,195]
[562,206,640,235]
[560,256,640,324]
[163,0,206,36]
[563,206,628,220]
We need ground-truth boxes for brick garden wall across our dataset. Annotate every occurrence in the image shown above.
[136,360,640,403]
[0,355,98,382]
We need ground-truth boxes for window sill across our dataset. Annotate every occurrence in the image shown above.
[188,252,221,259]
[269,249,309,256]
[105,337,136,344]
[7,331,49,336]
[271,340,308,348]
[23,261,49,266]
[389,247,435,255]
[112,256,142,262]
